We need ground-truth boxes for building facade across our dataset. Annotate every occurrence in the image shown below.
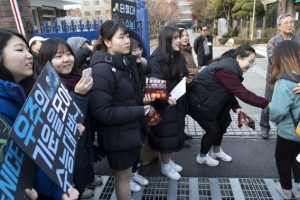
[30,0,82,34]
[0,0,82,39]
[0,0,33,38]
[261,0,300,34]
[173,0,193,28]
[80,0,111,22]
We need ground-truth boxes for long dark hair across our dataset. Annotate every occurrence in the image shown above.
[0,29,34,95]
[270,40,300,88]
[179,28,190,46]
[209,44,256,65]
[157,26,181,81]
[93,20,129,53]
[129,38,145,74]
[37,38,79,75]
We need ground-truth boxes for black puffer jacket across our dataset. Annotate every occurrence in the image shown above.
[187,57,242,121]
[88,50,145,152]
[146,50,189,152]
[193,34,213,66]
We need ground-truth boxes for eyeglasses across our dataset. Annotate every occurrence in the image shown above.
[249,61,256,68]
[132,47,143,54]
[280,20,294,26]
[202,29,208,32]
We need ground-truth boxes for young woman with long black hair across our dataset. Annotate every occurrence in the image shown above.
[146,26,190,180]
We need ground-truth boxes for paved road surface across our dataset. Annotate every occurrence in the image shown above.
[87,30,290,200]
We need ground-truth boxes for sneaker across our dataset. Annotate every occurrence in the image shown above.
[275,182,292,199]
[196,154,219,166]
[169,159,183,172]
[210,148,232,162]
[261,130,269,139]
[82,188,94,198]
[132,171,148,186]
[91,175,103,186]
[130,178,141,192]
[161,162,181,180]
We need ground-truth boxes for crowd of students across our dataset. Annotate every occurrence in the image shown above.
[1,13,300,200]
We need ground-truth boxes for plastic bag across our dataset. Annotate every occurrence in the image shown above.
[238,112,255,130]
[147,106,163,126]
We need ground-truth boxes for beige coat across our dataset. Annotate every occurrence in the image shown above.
[180,45,199,74]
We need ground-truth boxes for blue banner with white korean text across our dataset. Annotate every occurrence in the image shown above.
[112,0,136,30]
[9,62,84,192]
[0,114,35,199]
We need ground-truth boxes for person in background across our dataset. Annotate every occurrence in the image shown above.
[269,40,300,199]
[193,25,213,68]
[128,38,152,192]
[179,28,200,148]
[88,20,150,200]
[179,28,202,75]
[37,38,94,199]
[67,36,93,71]
[146,26,191,181]
[29,36,47,66]
[260,13,300,139]
[0,29,79,200]
[187,45,270,167]
[67,36,105,189]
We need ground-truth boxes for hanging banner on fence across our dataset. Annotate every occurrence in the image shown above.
[9,62,84,192]
[0,114,35,199]
[112,0,136,30]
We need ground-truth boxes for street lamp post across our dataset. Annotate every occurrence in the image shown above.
[250,0,256,43]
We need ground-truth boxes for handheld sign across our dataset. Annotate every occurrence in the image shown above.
[144,77,168,100]
[0,113,35,199]
[10,62,84,192]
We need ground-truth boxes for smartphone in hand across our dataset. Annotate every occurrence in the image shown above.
[82,68,92,81]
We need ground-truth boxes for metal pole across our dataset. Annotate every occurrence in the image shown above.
[251,0,256,42]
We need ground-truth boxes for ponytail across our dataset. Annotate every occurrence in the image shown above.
[93,37,104,54]
[209,45,256,65]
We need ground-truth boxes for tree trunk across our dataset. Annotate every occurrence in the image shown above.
[277,0,287,16]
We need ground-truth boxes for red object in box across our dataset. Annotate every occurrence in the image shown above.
[148,106,163,126]
[238,112,255,130]
[144,77,168,100]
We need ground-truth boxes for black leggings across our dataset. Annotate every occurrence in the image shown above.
[275,135,300,189]
[200,124,226,154]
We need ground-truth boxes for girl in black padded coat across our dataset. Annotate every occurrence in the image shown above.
[88,20,150,200]
[146,26,191,181]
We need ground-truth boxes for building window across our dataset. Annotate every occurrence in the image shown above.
[31,7,41,33]
[256,17,263,27]
[41,7,56,17]
[83,1,89,6]
[85,11,91,16]
[95,10,101,15]
[266,2,277,28]
[94,0,100,5]
[181,14,191,19]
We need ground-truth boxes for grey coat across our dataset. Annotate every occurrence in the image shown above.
[266,33,300,82]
